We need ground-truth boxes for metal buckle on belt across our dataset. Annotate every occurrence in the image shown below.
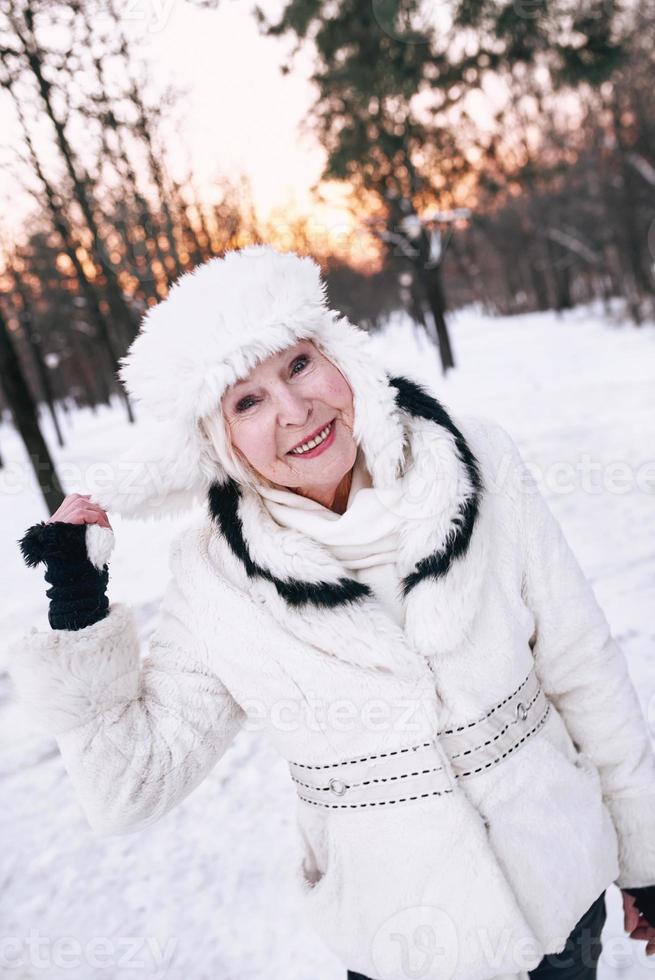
[439,666,551,778]
[288,666,551,809]
[288,738,454,809]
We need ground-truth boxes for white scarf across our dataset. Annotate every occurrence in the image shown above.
[257,447,407,627]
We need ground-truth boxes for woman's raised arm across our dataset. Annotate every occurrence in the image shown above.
[7,517,246,837]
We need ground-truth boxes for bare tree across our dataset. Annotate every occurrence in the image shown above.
[0,304,64,513]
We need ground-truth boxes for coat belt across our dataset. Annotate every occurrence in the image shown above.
[288,666,551,809]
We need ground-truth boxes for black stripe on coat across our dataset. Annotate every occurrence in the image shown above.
[388,376,484,597]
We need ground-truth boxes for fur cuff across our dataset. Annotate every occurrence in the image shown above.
[5,604,140,735]
[604,791,655,887]
[19,521,87,566]
[19,521,114,572]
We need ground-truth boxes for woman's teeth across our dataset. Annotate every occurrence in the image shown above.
[289,420,334,455]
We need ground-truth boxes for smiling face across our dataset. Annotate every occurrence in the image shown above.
[220,339,357,507]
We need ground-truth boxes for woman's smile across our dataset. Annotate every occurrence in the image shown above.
[287,418,336,458]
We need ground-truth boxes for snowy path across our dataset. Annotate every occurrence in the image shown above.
[1,302,654,979]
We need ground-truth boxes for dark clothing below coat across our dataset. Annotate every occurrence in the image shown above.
[347,890,608,980]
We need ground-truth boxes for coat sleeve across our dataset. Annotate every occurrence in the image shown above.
[491,421,655,889]
[5,533,247,838]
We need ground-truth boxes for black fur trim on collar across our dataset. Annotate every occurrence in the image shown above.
[388,376,484,597]
[207,375,483,610]
[207,479,372,609]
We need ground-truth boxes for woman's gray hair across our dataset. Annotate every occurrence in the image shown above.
[198,407,278,492]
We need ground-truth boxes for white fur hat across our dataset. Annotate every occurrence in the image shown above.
[89,245,406,520]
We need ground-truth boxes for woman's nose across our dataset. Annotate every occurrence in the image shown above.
[275,386,311,427]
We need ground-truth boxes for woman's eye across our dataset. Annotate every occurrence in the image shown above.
[291,355,309,375]
[236,396,258,412]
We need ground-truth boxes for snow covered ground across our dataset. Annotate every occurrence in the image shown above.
[1,301,654,979]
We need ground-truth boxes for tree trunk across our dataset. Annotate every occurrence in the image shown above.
[0,308,64,514]
[418,266,456,373]
[6,261,65,447]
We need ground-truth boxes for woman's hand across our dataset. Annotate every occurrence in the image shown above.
[19,494,113,631]
[47,493,112,529]
[622,889,655,955]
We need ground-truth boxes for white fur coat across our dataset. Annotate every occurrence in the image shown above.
[7,376,655,980]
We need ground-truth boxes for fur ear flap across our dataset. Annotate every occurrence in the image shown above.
[89,417,211,521]
[85,524,115,571]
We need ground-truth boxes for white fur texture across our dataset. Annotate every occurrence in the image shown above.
[7,412,655,979]
[604,792,655,887]
[84,523,115,570]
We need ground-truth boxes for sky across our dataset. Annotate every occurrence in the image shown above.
[136,0,326,216]
[0,0,518,262]
[0,0,335,241]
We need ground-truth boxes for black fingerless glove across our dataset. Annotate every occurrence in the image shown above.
[19,521,110,632]
[624,886,655,929]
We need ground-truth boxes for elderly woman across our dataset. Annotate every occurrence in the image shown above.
[8,245,655,980]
